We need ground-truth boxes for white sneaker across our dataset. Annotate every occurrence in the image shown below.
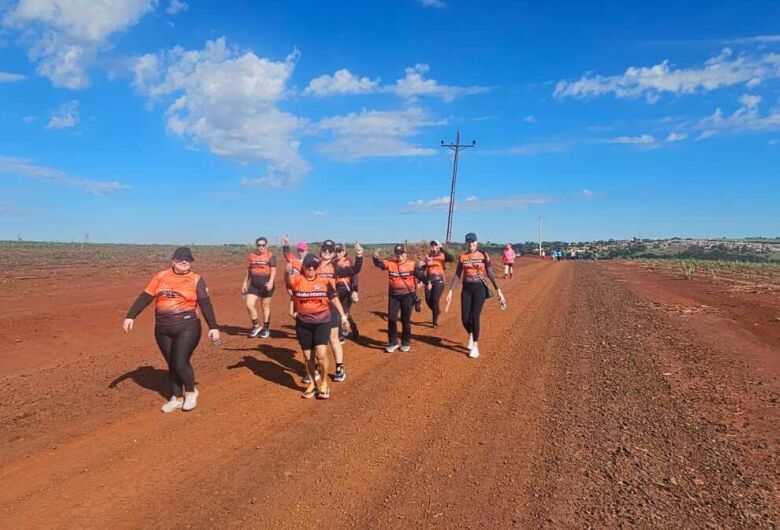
[314,369,321,382]
[467,334,474,350]
[161,397,183,413]
[400,343,411,352]
[468,345,480,359]
[386,342,400,353]
[182,389,199,411]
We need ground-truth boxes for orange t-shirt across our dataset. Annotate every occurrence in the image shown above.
[289,274,336,324]
[247,250,276,284]
[383,259,417,295]
[422,252,447,280]
[458,251,491,284]
[144,269,204,324]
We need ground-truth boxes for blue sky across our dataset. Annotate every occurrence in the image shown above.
[1,0,779,244]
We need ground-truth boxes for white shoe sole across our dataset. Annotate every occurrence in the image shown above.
[161,400,183,413]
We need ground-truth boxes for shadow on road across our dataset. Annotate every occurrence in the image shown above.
[108,365,169,398]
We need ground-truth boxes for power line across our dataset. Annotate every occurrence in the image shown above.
[440,131,476,245]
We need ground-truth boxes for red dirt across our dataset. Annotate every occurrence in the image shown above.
[0,253,777,528]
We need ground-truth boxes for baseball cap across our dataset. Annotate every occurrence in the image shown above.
[393,244,406,255]
[302,253,320,269]
[334,242,346,252]
[430,240,441,247]
[465,232,478,243]
[172,247,195,262]
[321,239,336,252]
[296,241,308,251]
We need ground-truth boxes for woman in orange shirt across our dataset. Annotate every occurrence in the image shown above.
[241,237,277,339]
[373,244,420,352]
[418,240,455,328]
[123,247,220,413]
[286,253,350,399]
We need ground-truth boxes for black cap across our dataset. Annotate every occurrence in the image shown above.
[465,232,478,243]
[393,244,405,255]
[321,239,336,252]
[172,247,195,262]
[334,242,345,252]
[302,253,320,269]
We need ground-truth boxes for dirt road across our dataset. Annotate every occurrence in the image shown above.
[1,257,777,528]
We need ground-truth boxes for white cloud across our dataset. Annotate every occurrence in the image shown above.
[0,155,129,194]
[603,134,658,146]
[312,210,327,216]
[728,35,780,45]
[555,48,780,103]
[131,37,309,187]
[507,142,565,155]
[303,68,379,97]
[404,194,552,213]
[696,130,717,141]
[3,0,156,89]
[666,131,688,142]
[696,94,780,134]
[0,70,26,82]
[390,64,489,102]
[419,0,446,7]
[46,99,79,129]
[318,107,441,160]
[522,115,536,123]
[166,0,188,15]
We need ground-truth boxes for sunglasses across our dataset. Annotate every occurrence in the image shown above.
[257,243,266,247]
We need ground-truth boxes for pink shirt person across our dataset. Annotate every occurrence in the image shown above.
[502,245,516,264]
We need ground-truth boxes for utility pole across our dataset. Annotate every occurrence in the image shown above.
[441,132,476,245]
[537,216,543,256]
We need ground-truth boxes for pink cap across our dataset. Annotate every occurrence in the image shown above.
[296,241,308,251]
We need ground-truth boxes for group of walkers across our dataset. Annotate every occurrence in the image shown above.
[123,233,511,411]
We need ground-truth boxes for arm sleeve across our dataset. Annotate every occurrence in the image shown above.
[269,254,277,267]
[352,273,359,292]
[126,292,154,319]
[372,256,387,270]
[196,278,219,329]
[484,254,500,289]
[282,245,293,262]
[351,255,363,274]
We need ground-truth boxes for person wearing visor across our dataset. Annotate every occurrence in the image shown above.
[418,239,456,328]
[241,237,277,338]
[286,253,350,399]
[123,247,220,413]
[334,242,361,343]
[446,233,506,359]
[373,243,419,352]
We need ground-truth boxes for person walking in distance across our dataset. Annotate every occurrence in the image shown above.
[373,244,419,352]
[286,254,350,399]
[123,247,220,413]
[446,233,506,359]
[241,237,276,338]
[502,244,516,279]
[418,240,455,328]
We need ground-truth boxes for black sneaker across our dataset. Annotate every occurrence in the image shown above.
[414,296,422,312]
[333,366,346,383]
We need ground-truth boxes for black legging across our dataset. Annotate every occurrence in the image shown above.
[154,320,201,397]
[388,293,414,345]
[425,280,445,325]
[338,290,357,336]
[461,281,487,341]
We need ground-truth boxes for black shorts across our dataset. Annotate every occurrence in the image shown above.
[329,303,340,329]
[247,282,274,297]
[295,319,331,350]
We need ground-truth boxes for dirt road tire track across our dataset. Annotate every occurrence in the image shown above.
[1,259,777,528]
